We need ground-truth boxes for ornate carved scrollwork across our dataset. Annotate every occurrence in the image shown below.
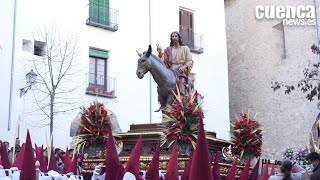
[222,147,239,162]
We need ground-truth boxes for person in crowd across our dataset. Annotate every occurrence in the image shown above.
[77,154,84,175]
[10,138,21,157]
[69,149,74,158]
[57,152,65,173]
[269,160,307,180]
[83,153,89,160]
[3,141,10,153]
[306,152,320,180]
[3,141,13,163]
[54,148,61,157]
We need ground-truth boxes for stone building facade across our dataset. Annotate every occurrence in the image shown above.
[225,0,320,159]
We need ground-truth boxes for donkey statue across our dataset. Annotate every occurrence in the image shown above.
[136,45,177,112]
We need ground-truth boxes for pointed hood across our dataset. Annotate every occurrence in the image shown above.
[181,151,194,180]
[105,128,126,180]
[0,142,11,169]
[66,153,78,175]
[47,147,58,172]
[62,147,71,174]
[36,146,48,173]
[238,158,251,180]
[35,143,39,155]
[189,119,213,180]
[261,164,270,180]
[12,143,25,169]
[249,158,260,180]
[225,160,237,180]
[270,164,275,176]
[58,151,65,163]
[126,136,142,180]
[20,130,36,180]
[165,141,179,180]
[145,141,161,180]
[212,153,222,180]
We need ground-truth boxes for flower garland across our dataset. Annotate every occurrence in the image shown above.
[294,148,308,165]
[283,148,295,161]
[282,148,307,165]
[76,101,111,146]
[161,90,204,149]
[231,112,262,160]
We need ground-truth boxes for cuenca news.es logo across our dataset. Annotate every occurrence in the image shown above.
[255,5,316,26]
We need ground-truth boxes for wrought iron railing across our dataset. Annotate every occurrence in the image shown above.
[86,2,119,31]
[179,29,204,54]
[86,73,117,98]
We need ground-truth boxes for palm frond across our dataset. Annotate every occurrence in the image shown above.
[167,139,175,148]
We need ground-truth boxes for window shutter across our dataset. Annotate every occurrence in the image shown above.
[89,0,99,22]
[179,9,194,48]
[99,0,109,25]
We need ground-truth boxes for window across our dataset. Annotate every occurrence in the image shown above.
[22,39,32,52]
[179,8,194,49]
[273,22,286,60]
[89,56,107,89]
[86,0,119,31]
[89,0,109,26]
[89,48,108,93]
[34,40,46,56]
[179,8,204,54]
[86,48,116,98]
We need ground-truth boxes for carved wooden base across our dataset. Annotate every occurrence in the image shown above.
[81,123,249,179]
[82,157,251,179]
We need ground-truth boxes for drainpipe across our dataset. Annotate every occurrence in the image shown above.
[149,0,152,123]
[8,0,17,131]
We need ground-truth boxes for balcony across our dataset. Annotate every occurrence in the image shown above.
[85,73,117,98]
[179,29,204,54]
[86,2,119,32]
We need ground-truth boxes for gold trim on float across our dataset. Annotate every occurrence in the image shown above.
[116,132,231,144]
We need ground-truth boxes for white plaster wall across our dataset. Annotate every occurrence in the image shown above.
[0,0,16,142]
[0,0,230,149]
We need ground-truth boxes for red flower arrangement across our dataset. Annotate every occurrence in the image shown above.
[231,112,262,160]
[161,90,204,150]
[76,101,111,147]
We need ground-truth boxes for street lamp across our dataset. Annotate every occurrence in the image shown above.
[20,69,37,97]
[26,69,37,85]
